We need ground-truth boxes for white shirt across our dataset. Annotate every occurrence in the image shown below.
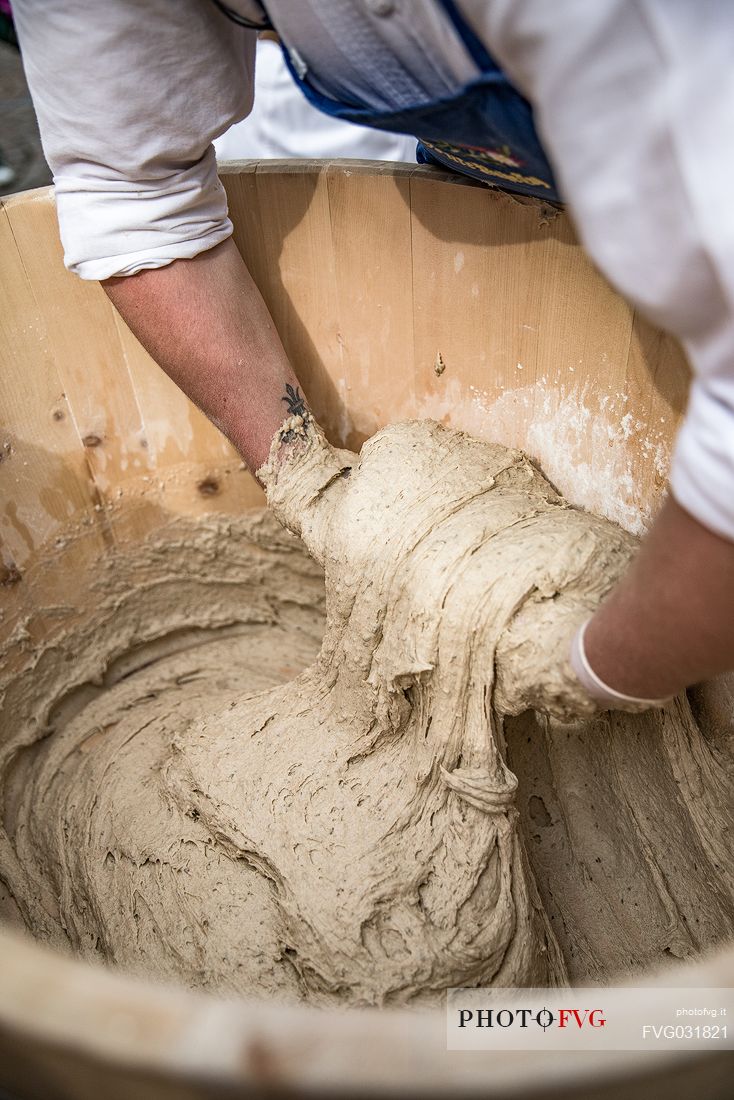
[11,0,734,542]
[213,38,417,162]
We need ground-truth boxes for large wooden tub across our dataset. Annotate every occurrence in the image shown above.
[0,161,731,1099]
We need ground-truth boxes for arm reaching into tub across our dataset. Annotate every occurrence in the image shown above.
[574,497,734,705]
[100,244,734,709]
[104,240,304,475]
[101,235,734,709]
[12,0,302,476]
[104,250,734,708]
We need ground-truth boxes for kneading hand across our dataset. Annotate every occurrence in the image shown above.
[258,413,665,722]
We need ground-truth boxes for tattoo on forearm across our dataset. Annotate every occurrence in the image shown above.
[282,384,308,419]
[280,384,310,443]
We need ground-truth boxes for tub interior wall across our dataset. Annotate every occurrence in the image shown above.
[1,162,734,1100]
[1,161,732,994]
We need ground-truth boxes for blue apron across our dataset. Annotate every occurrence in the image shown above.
[215,0,559,202]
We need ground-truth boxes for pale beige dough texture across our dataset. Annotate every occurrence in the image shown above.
[0,419,732,1005]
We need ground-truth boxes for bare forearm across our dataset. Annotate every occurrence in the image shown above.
[584,495,734,699]
[103,239,301,473]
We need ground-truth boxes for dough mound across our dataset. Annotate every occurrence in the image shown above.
[6,420,733,1005]
[211,416,633,1003]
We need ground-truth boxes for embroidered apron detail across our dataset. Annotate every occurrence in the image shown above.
[411,0,557,198]
[271,0,561,202]
[416,137,554,196]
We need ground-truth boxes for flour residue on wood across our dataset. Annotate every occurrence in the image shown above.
[416,378,671,535]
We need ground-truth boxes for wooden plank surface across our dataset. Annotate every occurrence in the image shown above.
[324,161,416,449]
[229,161,344,439]
[0,198,108,572]
[3,189,152,502]
[223,160,690,530]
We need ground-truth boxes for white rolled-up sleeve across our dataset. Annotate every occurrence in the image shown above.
[467,0,734,540]
[13,0,256,279]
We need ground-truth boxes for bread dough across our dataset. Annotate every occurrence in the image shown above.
[1,419,732,1005]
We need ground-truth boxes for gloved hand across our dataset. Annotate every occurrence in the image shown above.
[258,413,661,722]
[570,618,673,709]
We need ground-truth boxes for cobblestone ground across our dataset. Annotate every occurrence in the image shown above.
[0,39,51,197]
